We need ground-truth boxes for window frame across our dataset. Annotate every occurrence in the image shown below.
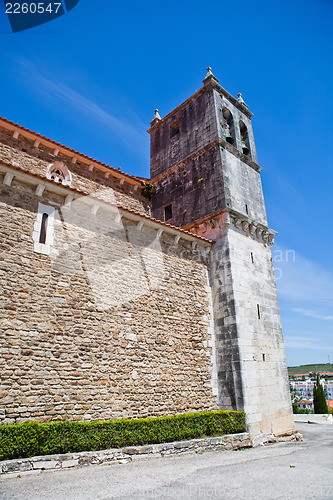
[32,203,55,255]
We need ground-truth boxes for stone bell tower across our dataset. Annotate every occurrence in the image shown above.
[147,68,295,438]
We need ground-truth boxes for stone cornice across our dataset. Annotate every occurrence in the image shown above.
[151,138,262,184]
[147,87,208,134]
[0,162,213,248]
[184,207,277,246]
[147,80,253,135]
[226,209,277,246]
[151,138,220,183]
[220,140,262,172]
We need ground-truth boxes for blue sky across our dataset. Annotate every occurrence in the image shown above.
[0,0,332,366]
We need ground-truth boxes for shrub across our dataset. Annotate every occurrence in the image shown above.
[0,410,245,461]
[141,181,155,200]
[292,402,310,414]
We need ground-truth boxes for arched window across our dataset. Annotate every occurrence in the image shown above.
[39,213,49,244]
[222,108,235,145]
[32,203,55,255]
[239,121,250,155]
[46,162,72,187]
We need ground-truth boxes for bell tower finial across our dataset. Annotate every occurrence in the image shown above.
[237,93,249,108]
[150,109,161,126]
[203,66,219,86]
[205,67,213,78]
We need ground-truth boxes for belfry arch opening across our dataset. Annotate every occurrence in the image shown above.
[239,120,250,156]
[222,108,235,145]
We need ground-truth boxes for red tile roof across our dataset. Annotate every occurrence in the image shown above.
[0,116,147,184]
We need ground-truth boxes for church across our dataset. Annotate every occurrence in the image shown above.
[0,68,295,440]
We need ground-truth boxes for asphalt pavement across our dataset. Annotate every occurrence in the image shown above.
[1,422,333,500]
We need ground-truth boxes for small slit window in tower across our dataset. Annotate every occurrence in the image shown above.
[257,304,261,319]
[245,204,248,214]
[39,213,49,244]
[164,204,173,221]
[170,121,180,138]
[262,353,266,362]
[251,252,254,264]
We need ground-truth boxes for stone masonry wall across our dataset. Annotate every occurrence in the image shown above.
[207,213,294,435]
[0,179,218,423]
[150,89,218,180]
[152,145,225,228]
[220,149,267,227]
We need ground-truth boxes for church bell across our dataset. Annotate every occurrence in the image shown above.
[241,141,250,155]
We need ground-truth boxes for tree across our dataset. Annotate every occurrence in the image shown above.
[313,373,329,414]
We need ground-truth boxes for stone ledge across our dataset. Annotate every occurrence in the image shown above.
[294,414,333,425]
[0,432,251,476]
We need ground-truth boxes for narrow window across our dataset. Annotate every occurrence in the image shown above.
[164,204,173,221]
[33,203,55,255]
[170,121,180,138]
[262,353,266,362]
[39,213,49,244]
[245,204,248,214]
[257,304,261,319]
[251,252,254,264]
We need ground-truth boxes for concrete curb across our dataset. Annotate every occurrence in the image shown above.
[294,414,333,425]
[0,432,252,476]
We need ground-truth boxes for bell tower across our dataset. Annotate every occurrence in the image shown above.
[147,68,295,438]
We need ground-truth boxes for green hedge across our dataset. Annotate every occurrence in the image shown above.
[0,410,245,461]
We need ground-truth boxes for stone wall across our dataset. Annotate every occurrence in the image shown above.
[0,178,218,424]
[220,149,267,227]
[0,432,253,475]
[226,225,294,435]
[208,214,294,436]
[152,145,225,228]
[149,89,218,180]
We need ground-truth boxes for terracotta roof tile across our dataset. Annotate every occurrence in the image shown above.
[0,115,147,184]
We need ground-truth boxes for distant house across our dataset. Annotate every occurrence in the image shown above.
[327,400,333,411]
[290,379,333,400]
[292,372,333,381]
[297,399,313,411]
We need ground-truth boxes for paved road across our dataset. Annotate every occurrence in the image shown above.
[1,423,333,500]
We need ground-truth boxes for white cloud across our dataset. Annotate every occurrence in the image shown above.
[273,245,333,305]
[285,336,333,350]
[14,58,146,155]
[292,308,333,321]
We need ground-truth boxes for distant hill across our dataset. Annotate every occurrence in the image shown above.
[288,363,333,376]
